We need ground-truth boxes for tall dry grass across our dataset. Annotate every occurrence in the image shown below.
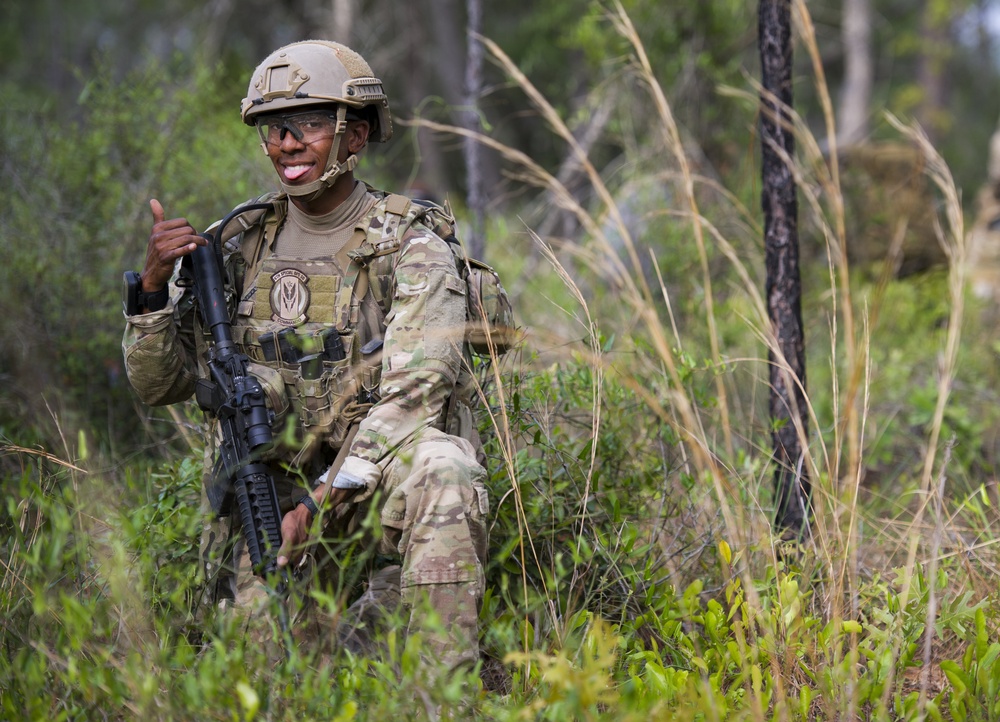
[411,0,995,716]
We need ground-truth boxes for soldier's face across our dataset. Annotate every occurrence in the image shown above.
[262,111,370,190]
[264,115,338,187]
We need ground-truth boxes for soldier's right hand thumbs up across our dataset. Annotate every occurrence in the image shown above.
[141,199,206,291]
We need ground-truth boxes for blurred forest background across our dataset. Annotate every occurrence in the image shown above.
[5,0,1000,458]
[4,0,1000,457]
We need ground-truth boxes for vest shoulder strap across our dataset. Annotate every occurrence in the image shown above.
[215,193,287,309]
[345,192,436,312]
[347,192,418,267]
[236,192,287,276]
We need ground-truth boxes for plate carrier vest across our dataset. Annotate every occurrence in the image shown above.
[199,188,515,466]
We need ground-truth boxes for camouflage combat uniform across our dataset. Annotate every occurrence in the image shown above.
[122,185,489,671]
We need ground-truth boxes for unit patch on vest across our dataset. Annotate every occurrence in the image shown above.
[270,268,310,325]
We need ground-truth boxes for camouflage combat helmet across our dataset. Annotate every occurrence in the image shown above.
[242,40,393,200]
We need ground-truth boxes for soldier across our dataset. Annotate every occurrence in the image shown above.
[121,40,490,676]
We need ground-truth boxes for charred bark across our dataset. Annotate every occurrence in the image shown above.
[759,0,810,536]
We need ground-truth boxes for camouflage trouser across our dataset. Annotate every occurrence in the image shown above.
[199,427,489,673]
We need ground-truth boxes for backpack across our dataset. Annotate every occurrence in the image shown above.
[356,191,517,358]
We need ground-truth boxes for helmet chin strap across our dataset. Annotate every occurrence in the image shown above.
[272,106,359,202]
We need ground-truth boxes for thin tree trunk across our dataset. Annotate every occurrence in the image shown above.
[329,0,355,45]
[839,0,873,147]
[760,0,810,536]
[401,2,448,194]
[533,92,616,243]
[194,0,235,67]
[915,0,950,146]
[463,0,486,260]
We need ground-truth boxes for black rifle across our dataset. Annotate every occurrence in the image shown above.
[189,203,285,582]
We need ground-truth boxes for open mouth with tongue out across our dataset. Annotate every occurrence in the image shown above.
[282,164,315,182]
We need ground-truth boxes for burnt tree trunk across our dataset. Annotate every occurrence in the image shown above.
[760,0,810,535]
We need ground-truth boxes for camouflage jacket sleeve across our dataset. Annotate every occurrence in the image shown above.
[121,280,201,407]
[347,226,467,466]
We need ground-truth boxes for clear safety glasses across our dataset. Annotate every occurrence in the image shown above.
[255,111,341,146]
